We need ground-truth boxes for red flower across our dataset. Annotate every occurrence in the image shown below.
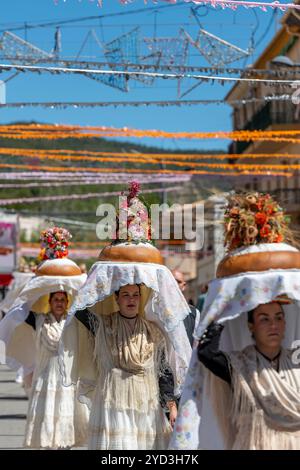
[274,234,284,243]
[255,212,267,226]
[128,181,141,200]
[263,204,274,215]
[231,235,241,247]
[229,208,239,218]
[260,224,271,238]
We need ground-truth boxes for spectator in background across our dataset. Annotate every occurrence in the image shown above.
[196,284,208,314]
[79,263,87,274]
[171,269,200,347]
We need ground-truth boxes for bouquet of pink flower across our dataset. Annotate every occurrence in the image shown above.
[115,181,152,244]
[39,227,72,260]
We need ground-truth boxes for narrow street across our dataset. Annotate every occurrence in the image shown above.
[0,365,27,450]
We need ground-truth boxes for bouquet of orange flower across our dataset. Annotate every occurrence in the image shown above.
[39,227,72,260]
[224,193,292,252]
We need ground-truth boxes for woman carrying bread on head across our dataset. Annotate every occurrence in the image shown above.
[59,183,192,450]
[0,227,89,449]
[73,282,179,450]
[171,192,300,451]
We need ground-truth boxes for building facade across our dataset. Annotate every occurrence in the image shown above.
[160,194,226,304]
[226,5,300,229]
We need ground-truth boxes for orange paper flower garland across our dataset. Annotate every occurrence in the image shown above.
[0,162,292,177]
[2,124,300,142]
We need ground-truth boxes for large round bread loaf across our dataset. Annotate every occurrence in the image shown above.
[0,247,13,255]
[99,243,164,265]
[35,259,82,276]
[217,250,300,278]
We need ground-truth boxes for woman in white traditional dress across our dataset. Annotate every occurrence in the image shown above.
[0,269,35,388]
[0,271,35,319]
[24,290,89,449]
[89,283,178,449]
[60,183,192,450]
[0,226,89,449]
[170,192,300,450]
[196,299,300,450]
[61,273,191,450]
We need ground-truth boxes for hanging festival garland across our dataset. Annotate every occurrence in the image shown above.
[53,0,300,12]
[0,179,189,189]
[0,162,292,177]
[2,147,300,161]
[3,148,300,169]
[0,185,181,207]
[0,171,191,182]
[3,125,300,142]
[5,124,300,136]
[0,63,297,87]
[0,95,293,109]
[2,123,300,135]
[0,173,191,188]
[9,59,299,78]
[3,150,297,170]
[1,134,300,143]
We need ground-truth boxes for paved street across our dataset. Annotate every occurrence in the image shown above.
[0,365,27,450]
[0,365,87,450]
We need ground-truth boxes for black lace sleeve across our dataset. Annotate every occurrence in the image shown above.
[25,311,36,330]
[158,349,176,409]
[75,308,99,336]
[197,322,231,385]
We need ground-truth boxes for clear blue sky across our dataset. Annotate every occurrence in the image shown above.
[0,0,285,151]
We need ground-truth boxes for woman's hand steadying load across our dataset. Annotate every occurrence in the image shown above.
[198,322,224,349]
[197,322,231,384]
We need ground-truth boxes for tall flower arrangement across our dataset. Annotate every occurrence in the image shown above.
[114,181,152,244]
[39,227,72,260]
[224,193,292,252]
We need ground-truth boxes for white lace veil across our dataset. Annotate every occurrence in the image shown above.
[0,270,86,376]
[59,261,192,398]
[170,265,300,450]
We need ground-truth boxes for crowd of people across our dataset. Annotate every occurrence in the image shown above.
[1,189,300,450]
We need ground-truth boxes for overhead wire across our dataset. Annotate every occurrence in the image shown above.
[0,1,189,33]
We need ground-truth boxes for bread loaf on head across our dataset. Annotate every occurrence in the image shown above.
[98,182,164,264]
[35,258,82,277]
[0,247,13,255]
[217,250,300,278]
[99,242,164,265]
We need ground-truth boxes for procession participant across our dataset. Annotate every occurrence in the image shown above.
[0,227,89,449]
[0,265,35,387]
[60,182,192,450]
[0,260,35,319]
[170,192,300,450]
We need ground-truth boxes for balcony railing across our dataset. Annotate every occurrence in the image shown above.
[229,100,299,154]
[272,187,300,205]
